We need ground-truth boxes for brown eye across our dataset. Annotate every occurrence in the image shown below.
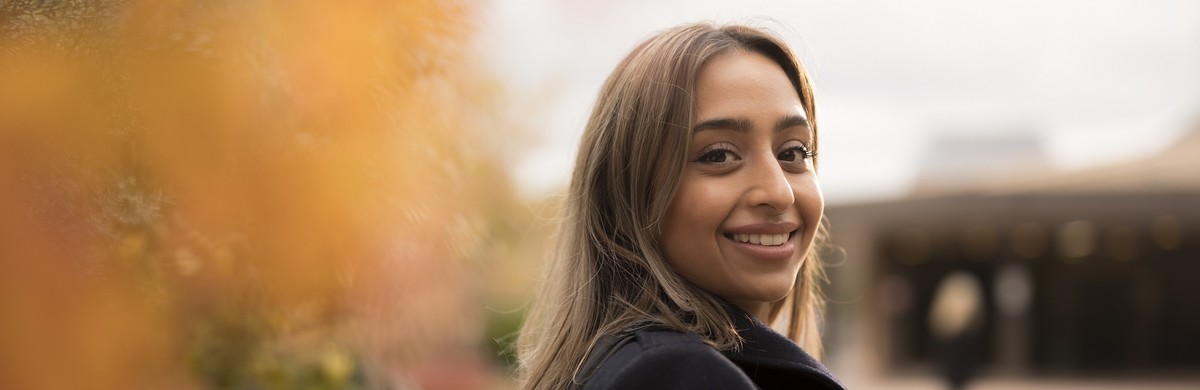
[697,149,738,164]
[778,145,812,163]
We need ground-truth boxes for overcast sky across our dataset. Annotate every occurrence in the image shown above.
[475,0,1200,204]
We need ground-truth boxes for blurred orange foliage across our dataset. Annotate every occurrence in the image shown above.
[0,0,511,388]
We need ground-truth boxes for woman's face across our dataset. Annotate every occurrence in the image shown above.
[660,50,824,321]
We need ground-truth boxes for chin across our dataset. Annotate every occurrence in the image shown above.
[739,285,794,305]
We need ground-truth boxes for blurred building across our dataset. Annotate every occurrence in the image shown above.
[824,122,1200,381]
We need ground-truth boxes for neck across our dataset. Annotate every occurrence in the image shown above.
[728,299,771,322]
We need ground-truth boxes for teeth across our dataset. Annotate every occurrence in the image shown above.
[733,233,788,246]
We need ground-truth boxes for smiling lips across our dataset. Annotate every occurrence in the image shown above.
[721,222,802,260]
[720,222,796,249]
[731,233,790,246]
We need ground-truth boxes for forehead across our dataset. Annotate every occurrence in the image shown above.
[693,50,807,125]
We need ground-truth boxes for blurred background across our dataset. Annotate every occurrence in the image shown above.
[480,1,1200,389]
[1,0,1198,389]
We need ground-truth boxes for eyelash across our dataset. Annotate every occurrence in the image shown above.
[694,145,738,164]
[692,144,815,165]
[778,145,815,162]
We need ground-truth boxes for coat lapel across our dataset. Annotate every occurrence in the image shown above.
[720,304,846,389]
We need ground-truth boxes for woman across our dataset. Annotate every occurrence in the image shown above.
[518,22,843,390]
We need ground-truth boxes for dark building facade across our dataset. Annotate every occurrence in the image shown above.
[823,125,1200,380]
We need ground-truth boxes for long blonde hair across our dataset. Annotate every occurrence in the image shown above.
[517,22,828,390]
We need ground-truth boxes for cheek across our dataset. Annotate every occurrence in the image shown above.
[671,179,732,226]
[791,176,824,227]
[661,179,732,258]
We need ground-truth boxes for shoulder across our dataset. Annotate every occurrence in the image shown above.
[722,307,848,390]
[582,328,756,390]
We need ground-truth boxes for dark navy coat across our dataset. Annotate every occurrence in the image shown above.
[577,306,846,389]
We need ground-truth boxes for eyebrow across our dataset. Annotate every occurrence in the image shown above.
[692,114,810,134]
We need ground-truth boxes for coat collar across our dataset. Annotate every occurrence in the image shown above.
[719,302,846,389]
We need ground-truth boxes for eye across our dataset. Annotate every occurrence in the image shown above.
[777,144,814,163]
[696,148,739,164]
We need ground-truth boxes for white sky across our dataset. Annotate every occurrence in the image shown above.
[474,0,1200,204]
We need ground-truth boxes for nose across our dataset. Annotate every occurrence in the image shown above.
[744,157,795,213]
